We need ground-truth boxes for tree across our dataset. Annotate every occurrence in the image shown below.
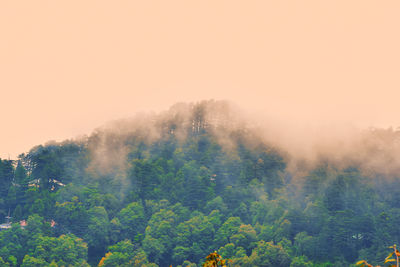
[202,251,229,267]
[290,256,313,267]
[142,208,178,265]
[21,255,46,267]
[246,241,291,267]
[213,217,242,248]
[129,159,162,205]
[27,234,89,266]
[357,244,400,267]
[85,206,110,262]
[0,159,14,200]
[54,196,89,236]
[173,213,215,264]
[230,224,257,253]
[14,161,28,185]
[98,240,135,266]
[117,202,145,240]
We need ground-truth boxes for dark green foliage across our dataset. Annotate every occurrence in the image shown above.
[0,102,400,266]
[117,201,146,240]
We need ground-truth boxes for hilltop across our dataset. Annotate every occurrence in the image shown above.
[0,100,399,266]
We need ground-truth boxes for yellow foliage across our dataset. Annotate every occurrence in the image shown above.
[202,251,230,267]
[98,252,112,267]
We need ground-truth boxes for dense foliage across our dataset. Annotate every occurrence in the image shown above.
[1,101,400,266]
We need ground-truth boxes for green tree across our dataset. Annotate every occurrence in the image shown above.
[21,255,46,267]
[142,208,178,265]
[117,202,145,240]
[247,240,291,267]
[85,206,110,262]
[54,196,89,236]
[290,256,313,267]
[213,217,242,248]
[173,213,215,264]
[129,159,162,205]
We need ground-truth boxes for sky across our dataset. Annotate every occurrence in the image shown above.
[0,1,399,158]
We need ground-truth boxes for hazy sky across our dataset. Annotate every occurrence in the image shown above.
[1,1,399,158]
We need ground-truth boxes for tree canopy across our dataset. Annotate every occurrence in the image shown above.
[0,101,398,266]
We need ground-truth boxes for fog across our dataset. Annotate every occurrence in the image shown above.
[83,100,400,182]
[1,1,399,159]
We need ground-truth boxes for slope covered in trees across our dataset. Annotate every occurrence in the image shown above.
[0,101,399,266]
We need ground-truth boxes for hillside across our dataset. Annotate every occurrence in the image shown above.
[0,101,399,266]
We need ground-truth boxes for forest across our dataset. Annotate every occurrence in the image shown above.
[0,101,400,266]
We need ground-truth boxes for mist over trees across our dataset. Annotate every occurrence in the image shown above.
[0,100,399,266]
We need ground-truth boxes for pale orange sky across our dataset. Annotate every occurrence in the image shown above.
[0,1,399,158]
